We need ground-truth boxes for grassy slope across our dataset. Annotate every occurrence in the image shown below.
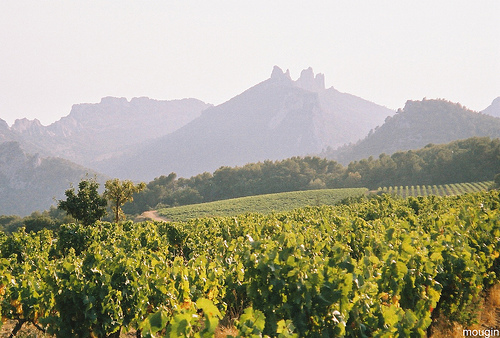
[157,188,368,221]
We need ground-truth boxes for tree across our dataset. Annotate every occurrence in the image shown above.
[104,179,146,223]
[58,178,107,226]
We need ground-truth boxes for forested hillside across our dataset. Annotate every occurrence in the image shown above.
[125,137,500,214]
[1,136,499,218]
[344,137,500,188]
[0,141,106,216]
[328,99,500,164]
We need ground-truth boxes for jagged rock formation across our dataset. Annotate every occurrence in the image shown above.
[294,67,325,92]
[0,118,16,143]
[11,118,48,135]
[9,97,211,168]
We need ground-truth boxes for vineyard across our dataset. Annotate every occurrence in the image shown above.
[157,188,368,221]
[376,181,492,198]
[1,190,500,337]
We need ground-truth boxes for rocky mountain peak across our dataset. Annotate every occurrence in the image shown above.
[11,118,47,135]
[0,118,9,130]
[295,67,325,92]
[270,66,292,82]
[482,97,500,118]
[270,66,326,92]
[100,96,129,105]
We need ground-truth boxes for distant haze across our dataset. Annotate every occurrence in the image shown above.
[1,1,499,125]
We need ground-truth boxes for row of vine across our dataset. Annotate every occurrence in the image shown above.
[0,190,499,337]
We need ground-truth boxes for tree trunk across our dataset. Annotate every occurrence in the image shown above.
[9,319,27,338]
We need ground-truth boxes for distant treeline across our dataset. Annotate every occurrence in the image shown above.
[124,137,500,214]
[0,207,72,234]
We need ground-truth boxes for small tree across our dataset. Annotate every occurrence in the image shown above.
[58,178,107,226]
[104,179,146,223]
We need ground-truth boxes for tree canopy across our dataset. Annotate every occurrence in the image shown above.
[104,179,146,223]
[57,177,107,226]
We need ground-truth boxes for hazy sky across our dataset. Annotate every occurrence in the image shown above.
[1,1,499,126]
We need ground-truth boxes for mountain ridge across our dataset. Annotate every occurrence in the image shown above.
[0,141,107,216]
[327,98,500,164]
[5,96,211,167]
[102,66,394,180]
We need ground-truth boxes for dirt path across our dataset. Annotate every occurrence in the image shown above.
[140,210,170,222]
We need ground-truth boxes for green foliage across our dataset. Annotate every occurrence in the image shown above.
[125,137,500,216]
[54,223,99,256]
[0,207,73,234]
[0,215,22,233]
[158,188,367,221]
[1,191,500,336]
[378,181,492,198]
[124,157,346,214]
[104,178,146,223]
[234,307,267,337]
[23,215,57,233]
[58,177,107,226]
[330,99,500,165]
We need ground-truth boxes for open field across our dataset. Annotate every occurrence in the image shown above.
[157,188,368,221]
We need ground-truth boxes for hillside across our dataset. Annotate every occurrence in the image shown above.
[8,96,211,170]
[328,99,500,164]
[0,141,106,216]
[341,136,500,189]
[124,137,500,214]
[0,119,16,143]
[156,188,367,221]
[483,97,500,118]
[0,118,50,156]
[104,66,394,180]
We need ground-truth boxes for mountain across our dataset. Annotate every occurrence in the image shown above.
[0,118,18,143]
[9,96,211,168]
[103,66,394,180]
[0,118,52,158]
[328,98,500,164]
[482,97,500,118]
[0,141,107,216]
